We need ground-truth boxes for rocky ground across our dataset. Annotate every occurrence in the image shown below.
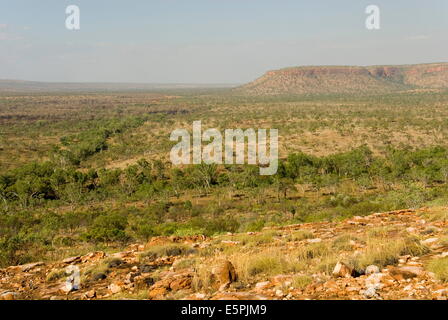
[1,207,447,300]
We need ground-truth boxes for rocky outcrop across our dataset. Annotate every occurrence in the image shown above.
[238,63,448,95]
[0,207,448,300]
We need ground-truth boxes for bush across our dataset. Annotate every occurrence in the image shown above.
[83,213,129,243]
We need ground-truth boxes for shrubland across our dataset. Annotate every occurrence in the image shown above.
[2,90,448,267]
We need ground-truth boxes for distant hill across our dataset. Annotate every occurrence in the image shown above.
[0,80,237,93]
[238,63,448,95]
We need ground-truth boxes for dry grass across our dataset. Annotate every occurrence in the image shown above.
[427,257,448,282]
[287,230,315,242]
[419,207,448,222]
[46,268,66,282]
[139,244,193,261]
[229,230,279,246]
[350,236,429,272]
[332,234,358,251]
[292,275,313,289]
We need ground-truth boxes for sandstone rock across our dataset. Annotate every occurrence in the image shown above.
[20,262,44,272]
[83,290,96,299]
[362,286,379,299]
[134,274,155,290]
[271,275,293,286]
[221,240,240,246]
[125,271,138,284]
[169,276,192,291]
[421,237,439,246]
[365,273,384,287]
[108,283,123,294]
[212,260,237,287]
[139,264,156,273]
[81,251,106,263]
[275,289,284,297]
[388,266,423,281]
[148,287,168,299]
[0,291,17,300]
[185,292,207,300]
[332,262,353,278]
[212,292,269,300]
[365,265,380,275]
[62,256,81,264]
[255,281,272,291]
[59,282,77,294]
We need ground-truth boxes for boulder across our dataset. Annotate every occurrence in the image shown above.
[169,276,192,291]
[212,260,237,289]
[388,266,424,281]
[20,262,44,272]
[108,282,123,294]
[332,262,353,278]
[365,265,380,275]
[62,256,81,264]
[0,291,17,300]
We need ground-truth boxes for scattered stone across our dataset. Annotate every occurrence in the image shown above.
[62,256,81,264]
[362,286,379,299]
[139,264,156,273]
[60,282,77,294]
[255,281,272,291]
[108,283,123,294]
[212,292,269,300]
[406,227,417,233]
[275,289,284,297]
[0,291,17,300]
[20,262,44,272]
[365,265,380,275]
[388,266,423,281]
[148,287,168,299]
[221,240,240,246]
[83,290,96,299]
[186,292,207,300]
[2,207,448,301]
[169,276,192,291]
[134,275,155,289]
[421,238,439,246]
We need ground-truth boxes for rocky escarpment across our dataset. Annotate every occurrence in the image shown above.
[1,208,448,300]
[239,63,448,95]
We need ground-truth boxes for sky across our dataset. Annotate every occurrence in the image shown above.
[0,0,447,83]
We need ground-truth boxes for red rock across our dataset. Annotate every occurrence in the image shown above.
[388,266,423,281]
[332,262,353,278]
[0,291,16,300]
[212,260,237,289]
[169,276,192,291]
[148,287,168,299]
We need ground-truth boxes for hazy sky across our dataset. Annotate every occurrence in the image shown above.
[0,0,447,83]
